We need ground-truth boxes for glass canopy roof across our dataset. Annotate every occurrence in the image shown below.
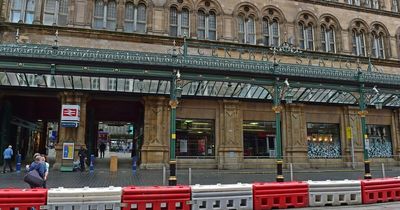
[1,71,400,107]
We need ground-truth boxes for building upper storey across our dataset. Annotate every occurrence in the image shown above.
[1,0,400,62]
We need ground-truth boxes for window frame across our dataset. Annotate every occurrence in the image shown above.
[43,0,68,26]
[263,18,280,47]
[169,7,190,37]
[321,25,336,53]
[238,15,256,45]
[10,0,36,24]
[299,22,314,51]
[197,10,217,40]
[352,30,366,57]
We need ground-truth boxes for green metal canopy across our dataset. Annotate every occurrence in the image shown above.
[1,43,400,107]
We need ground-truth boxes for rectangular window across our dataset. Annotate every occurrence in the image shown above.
[307,123,341,158]
[170,8,178,36]
[176,119,215,158]
[366,125,392,158]
[11,0,23,23]
[43,0,56,25]
[243,121,276,158]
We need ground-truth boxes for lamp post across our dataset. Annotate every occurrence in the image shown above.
[271,39,298,182]
[358,84,379,179]
[168,35,186,186]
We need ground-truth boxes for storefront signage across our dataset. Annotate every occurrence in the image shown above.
[61,105,80,128]
[62,142,74,159]
[365,139,370,150]
[346,127,352,140]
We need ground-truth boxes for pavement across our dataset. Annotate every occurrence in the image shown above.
[2,150,400,209]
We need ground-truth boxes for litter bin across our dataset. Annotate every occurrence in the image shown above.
[110,155,118,172]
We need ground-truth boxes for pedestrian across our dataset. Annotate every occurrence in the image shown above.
[78,146,87,172]
[2,145,14,173]
[99,143,106,159]
[27,155,46,188]
[41,155,49,188]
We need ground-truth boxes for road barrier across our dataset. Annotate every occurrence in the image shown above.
[46,186,121,209]
[191,183,253,210]
[253,182,309,210]
[122,185,191,210]
[361,178,400,204]
[0,188,47,210]
[308,180,362,206]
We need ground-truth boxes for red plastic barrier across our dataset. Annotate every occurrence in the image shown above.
[0,188,47,210]
[122,186,191,210]
[253,182,309,210]
[361,178,400,204]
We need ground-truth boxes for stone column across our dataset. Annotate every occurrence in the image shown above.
[115,0,124,31]
[53,92,88,169]
[218,100,243,169]
[33,0,43,24]
[140,96,169,169]
[284,104,307,167]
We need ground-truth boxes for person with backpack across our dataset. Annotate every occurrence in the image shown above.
[26,155,46,188]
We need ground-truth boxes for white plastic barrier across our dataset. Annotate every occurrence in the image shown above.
[45,186,122,210]
[307,179,362,207]
[191,183,253,210]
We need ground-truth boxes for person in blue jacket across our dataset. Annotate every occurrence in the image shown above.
[2,145,13,173]
[28,155,47,188]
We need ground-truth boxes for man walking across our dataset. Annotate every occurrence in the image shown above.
[2,145,14,173]
[99,143,106,159]
[78,146,87,172]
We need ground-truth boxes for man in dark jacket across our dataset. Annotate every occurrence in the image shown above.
[78,147,87,172]
[99,143,106,159]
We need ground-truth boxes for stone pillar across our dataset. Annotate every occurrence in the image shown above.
[343,106,364,164]
[53,92,88,169]
[284,104,307,167]
[115,0,124,31]
[33,0,43,24]
[140,96,169,169]
[218,100,243,169]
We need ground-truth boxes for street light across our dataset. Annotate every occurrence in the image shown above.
[358,84,380,179]
[168,35,187,186]
[271,37,301,182]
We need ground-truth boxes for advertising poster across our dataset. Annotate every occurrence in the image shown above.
[63,142,74,159]
[179,139,188,153]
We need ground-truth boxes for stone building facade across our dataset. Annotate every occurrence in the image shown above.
[1,0,400,169]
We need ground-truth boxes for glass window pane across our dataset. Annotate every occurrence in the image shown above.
[243,121,276,157]
[197,11,206,39]
[238,16,245,43]
[366,125,392,158]
[247,17,255,44]
[299,23,305,49]
[271,20,279,46]
[137,4,146,33]
[307,123,341,158]
[93,0,104,29]
[176,119,215,158]
[106,1,116,30]
[170,7,178,36]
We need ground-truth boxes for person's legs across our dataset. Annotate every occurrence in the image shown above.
[7,159,13,172]
[2,160,6,173]
[80,159,85,171]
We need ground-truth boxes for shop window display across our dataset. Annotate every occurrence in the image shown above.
[243,121,276,158]
[176,119,215,158]
[366,125,392,158]
[307,123,341,158]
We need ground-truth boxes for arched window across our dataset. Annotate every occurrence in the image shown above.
[263,18,279,47]
[372,0,380,9]
[299,23,314,50]
[93,0,104,29]
[170,7,189,37]
[238,15,256,44]
[43,0,69,26]
[10,0,37,23]
[393,0,399,12]
[321,26,335,53]
[372,33,385,59]
[352,30,366,56]
[124,3,147,33]
[197,10,216,40]
[106,1,116,30]
[347,0,361,6]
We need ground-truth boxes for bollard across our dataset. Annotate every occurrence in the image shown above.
[162,166,166,186]
[16,154,21,174]
[89,154,95,174]
[382,163,386,178]
[189,168,192,185]
[132,156,137,175]
[110,156,118,173]
[290,163,293,181]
